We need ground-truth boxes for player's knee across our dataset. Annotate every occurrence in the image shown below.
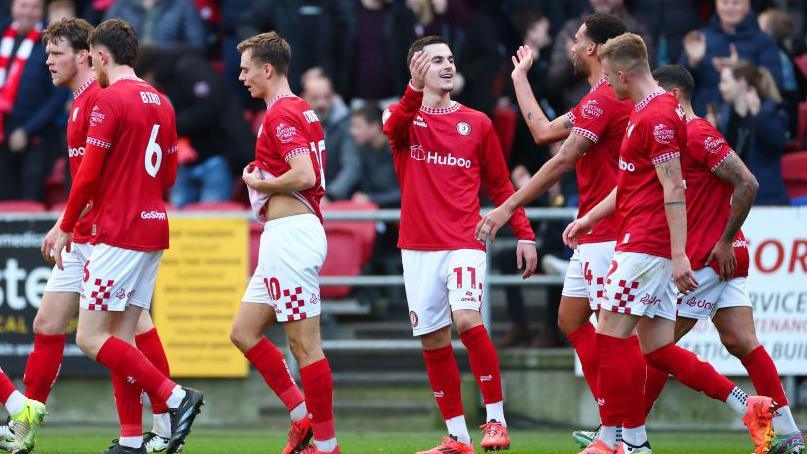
[75,329,102,358]
[557,312,582,337]
[723,332,760,359]
[420,328,451,350]
[287,334,322,365]
[229,326,258,353]
[453,311,482,334]
[33,312,68,335]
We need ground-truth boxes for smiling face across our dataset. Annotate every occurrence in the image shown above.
[421,42,455,93]
[45,37,82,87]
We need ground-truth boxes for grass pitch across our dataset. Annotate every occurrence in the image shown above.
[35,427,751,453]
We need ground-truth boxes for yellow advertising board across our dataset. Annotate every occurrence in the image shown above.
[153,217,249,377]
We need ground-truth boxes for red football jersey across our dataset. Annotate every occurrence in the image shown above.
[60,77,178,251]
[565,77,632,244]
[683,117,749,277]
[66,78,101,243]
[383,84,534,251]
[615,89,687,259]
[251,94,326,222]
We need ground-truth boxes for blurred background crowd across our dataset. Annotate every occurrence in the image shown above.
[0,0,805,346]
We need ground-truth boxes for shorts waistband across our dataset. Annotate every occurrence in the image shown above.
[264,213,320,230]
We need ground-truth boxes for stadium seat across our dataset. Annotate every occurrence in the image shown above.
[782,151,807,204]
[796,102,807,149]
[44,157,67,209]
[183,201,247,211]
[0,200,47,212]
[322,200,378,265]
[320,200,379,299]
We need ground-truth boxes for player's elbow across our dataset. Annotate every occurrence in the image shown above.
[295,169,317,191]
[741,174,759,199]
[532,131,553,145]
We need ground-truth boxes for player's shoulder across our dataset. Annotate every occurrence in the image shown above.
[454,103,492,128]
[268,96,317,125]
[688,117,728,152]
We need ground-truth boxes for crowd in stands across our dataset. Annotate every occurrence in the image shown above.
[0,0,805,345]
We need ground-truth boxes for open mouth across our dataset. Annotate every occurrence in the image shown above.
[439,73,453,81]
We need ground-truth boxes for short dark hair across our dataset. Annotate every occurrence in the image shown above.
[42,17,93,52]
[351,104,383,125]
[89,19,138,67]
[237,32,291,76]
[583,13,627,45]
[407,35,447,66]
[653,64,695,101]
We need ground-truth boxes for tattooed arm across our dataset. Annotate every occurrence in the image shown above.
[656,157,698,293]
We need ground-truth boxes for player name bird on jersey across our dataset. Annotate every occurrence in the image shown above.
[565,77,632,244]
[615,89,687,259]
[683,117,749,277]
[249,94,326,223]
[383,84,534,250]
[66,78,101,244]
[60,78,178,251]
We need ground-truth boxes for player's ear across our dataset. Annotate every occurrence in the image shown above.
[263,62,274,79]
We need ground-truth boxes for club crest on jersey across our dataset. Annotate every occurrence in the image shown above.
[90,106,105,127]
[580,99,603,119]
[704,136,726,154]
[410,144,426,161]
[653,123,674,144]
[275,123,297,143]
[456,121,471,136]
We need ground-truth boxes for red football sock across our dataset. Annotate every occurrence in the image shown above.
[596,333,636,426]
[300,359,335,441]
[112,372,143,437]
[567,323,598,399]
[135,328,171,414]
[0,369,17,403]
[742,345,788,409]
[623,336,647,428]
[644,365,668,417]
[23,333,66,403]
[460,326,503,404]
[96,336,176,404]
[423,345,464,420]
[244,338,305,412]
[644,343,734,401]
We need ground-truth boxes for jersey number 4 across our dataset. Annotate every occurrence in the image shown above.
[145,124,163,177]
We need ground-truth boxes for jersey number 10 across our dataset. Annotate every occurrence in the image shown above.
[309,140,326,191]
[145,124,163,177]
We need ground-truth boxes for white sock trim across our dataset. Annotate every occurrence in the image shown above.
[119,436,143,448]
[289,402,308,422]
[152,412,171,438]
[772,405,800,436]
[4,391,25,417]
[313,438,337,452]
[485,401,506,427]
[165,386,185,409]
[445,415,471,445]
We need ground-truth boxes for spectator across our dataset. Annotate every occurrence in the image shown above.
[547,0,655,111]
[302,76,361,201]
[719,60,790,205]
[0,0,69,202]
[105,0,205,50]
[135,46,253,207]
[680,0,784,116]
[341,0,412,104]
[631,0,701,65]
[349,104,400,207]
[758,8,807,138]
[47,0,75,23]
[238,0,349,93]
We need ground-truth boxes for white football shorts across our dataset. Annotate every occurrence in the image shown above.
[242,214,327,322]
[44,242,93,293]
[562,241,617,310]
[80,243,163,311]
[600,251,676,320]
[401,248,486,336]
[671,267,751,320]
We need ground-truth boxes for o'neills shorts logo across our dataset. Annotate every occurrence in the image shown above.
[140,210,167,220]
[704,136,726,154]
[653,123,675,144]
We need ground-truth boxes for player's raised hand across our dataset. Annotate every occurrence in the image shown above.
[673,254,699,295]
[409,50,430,90]
[52,228,73,271]
[706,239,736,281]
[511,45,534,80]
[562,215,593,249]
[41,224,59,265]
[516,241,538,279]
[475,204,514,243]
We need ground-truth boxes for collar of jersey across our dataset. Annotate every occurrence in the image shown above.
[266,93,298,111]
[590,76,607,92]
[419,101,460,115]
[73,78,96,99]
[634,88,666,112]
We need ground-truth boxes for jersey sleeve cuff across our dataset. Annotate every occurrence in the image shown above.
[570,127,599,143]
[283,147,310,162]
[517,239,536,245]
[565,111,576,125]
[651,151,680,166]
[407,81,424,92]
[710,150,734,173]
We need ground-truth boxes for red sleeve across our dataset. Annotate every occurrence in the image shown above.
[480,120,535,241]
[568,94,610,144]
[60,97,117,232]
[382,82,424,151]
[267,112,311,162]
[700,125,734,173]
[162,137,179,189]
[644,113,682,166]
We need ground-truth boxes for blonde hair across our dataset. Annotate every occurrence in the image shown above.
[597,32,649,73]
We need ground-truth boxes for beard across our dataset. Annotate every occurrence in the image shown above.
[572,57,589,78]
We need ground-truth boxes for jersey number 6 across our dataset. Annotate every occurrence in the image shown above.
[144,124,163,177]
